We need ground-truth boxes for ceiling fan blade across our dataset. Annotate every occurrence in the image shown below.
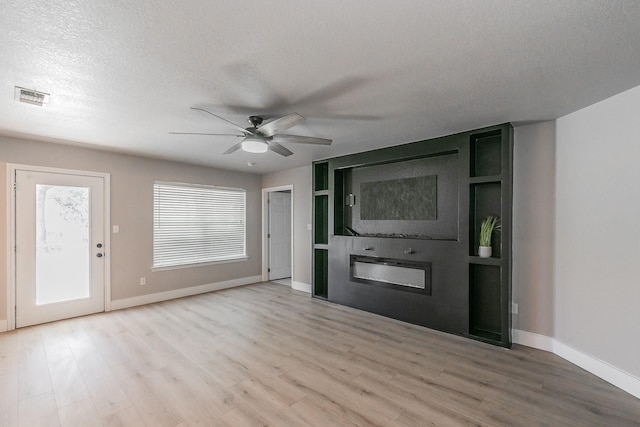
[258,113,306,137]
[223,142,243,155]
[190,107,253,135]
[169,132,243,137]
[271,134,333,145]
[267,141,294,157]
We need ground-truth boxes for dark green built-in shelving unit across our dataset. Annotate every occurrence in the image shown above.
[312,124,513,347]
[467,127,512,346]
[312,162,329,299]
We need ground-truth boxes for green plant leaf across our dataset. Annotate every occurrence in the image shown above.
[479,215,499,247]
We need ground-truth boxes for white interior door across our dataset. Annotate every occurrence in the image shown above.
[15,169,106,327]
[268,191,291,281]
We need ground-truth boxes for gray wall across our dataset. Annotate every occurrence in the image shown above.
[555,85,640,378]
[512,122,556,336]
[0,135,262,321]
[261,165,312,287]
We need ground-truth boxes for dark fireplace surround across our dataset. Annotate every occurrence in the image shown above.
[312,123,513,347]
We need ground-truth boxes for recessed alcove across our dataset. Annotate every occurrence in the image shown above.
[471,130,502,177]
[334,152,459,241]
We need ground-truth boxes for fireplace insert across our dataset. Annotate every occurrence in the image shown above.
[350,255,432,295]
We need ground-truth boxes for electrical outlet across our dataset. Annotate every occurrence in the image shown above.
[512,302,518,314]
[140,277,146,285]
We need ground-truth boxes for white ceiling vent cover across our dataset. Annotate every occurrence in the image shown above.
[14,86,49,106]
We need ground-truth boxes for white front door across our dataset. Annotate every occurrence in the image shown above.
[15,169,106,327]
[268,191,291,281]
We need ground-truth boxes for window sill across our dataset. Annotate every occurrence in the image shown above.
[152,256,249,272]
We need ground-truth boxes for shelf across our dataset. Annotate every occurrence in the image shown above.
[468,329,504,345]
[314,190,329,196]
[313,243,329,250]
[336,234,458,242]
[468,256,501,266]
[470,175,502,184]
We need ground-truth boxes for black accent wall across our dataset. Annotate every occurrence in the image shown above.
[312,123,513,347]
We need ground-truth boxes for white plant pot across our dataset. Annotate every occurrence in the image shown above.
[479,246,492,258]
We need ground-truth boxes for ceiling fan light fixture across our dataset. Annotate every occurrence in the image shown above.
[173,109,330,157]
[241,136,268,153]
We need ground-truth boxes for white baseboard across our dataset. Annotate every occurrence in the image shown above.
[512,329,554,352]
[110,275,262,311]
[514,329,640,399]
[553,339,640,400]
[292,281,311,293]
[0,320,7,333]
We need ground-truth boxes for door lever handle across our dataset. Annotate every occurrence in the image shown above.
[96,253,103,258]
[404,248,415,254]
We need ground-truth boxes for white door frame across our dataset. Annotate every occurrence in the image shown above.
[6,163,111,331]
[261,185,294,284]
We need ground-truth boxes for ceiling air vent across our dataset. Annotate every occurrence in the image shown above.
[14,86,49,106]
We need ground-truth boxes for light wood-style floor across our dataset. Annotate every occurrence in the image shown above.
[1,283,638,426]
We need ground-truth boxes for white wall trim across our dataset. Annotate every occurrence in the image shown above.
[292,281,311,293]
[514,329,640,399]
[512,329,555,352]
[553,339,640,400]
[103,172,112,312]
[6,166,14,331]
[110,275,262,311]
[0,320,7,333]
[261,185,294,282]
[6,163,111,330]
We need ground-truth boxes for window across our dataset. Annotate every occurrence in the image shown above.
[153,182,247,268]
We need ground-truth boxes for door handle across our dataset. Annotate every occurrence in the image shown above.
[96,253,103,258]
[97,243,103,248]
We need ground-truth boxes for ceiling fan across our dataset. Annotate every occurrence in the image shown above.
[170,107,332,157]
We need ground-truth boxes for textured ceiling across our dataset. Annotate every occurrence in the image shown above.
[1,0,640,174]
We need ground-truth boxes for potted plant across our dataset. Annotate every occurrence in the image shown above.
[479,215,500,258]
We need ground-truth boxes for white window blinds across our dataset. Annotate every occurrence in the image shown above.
[153,182,246,268]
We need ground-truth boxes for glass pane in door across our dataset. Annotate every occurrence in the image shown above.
[35,184,90,305]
